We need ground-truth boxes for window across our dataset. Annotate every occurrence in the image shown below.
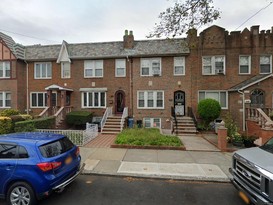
[84,60,103,78]
[61,62,71,78]
[115,59,126,77]
[174,57,185,75]
[239,56,251,74]
[34,62,52,79]
[198,91,228,109]
[0,61,10,78]
[0,144,17,159]
[18,146,29,158]
[141,58,161,76]
[0,92,11,108]
[260,55,272,74]
[82,91,106,108]
[31,92,47,108]
[250,89,264,107]
[137,91,164,109]
[202,56,225,75]
[144,118,161,128]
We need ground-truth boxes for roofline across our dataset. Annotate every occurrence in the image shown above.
[229,74,273,91]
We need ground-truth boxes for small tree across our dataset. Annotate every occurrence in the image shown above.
[197,98,221,128]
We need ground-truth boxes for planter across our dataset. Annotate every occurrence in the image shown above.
[232,141,243,147]
[243,140,255,148]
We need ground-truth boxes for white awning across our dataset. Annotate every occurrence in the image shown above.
[79,87,108,92]
[45,84,73,91]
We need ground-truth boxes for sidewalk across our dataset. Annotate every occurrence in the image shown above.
[80,134,234,182]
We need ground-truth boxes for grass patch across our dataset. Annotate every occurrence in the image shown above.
[115,128,182,147]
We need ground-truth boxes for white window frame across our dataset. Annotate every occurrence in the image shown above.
[174,57,185,76]
[198,90,228,109]
[140,58,161,76]
[0,61,11,78]
[115,59,126,77]
[260,55,272,74]
[143,118,161,128]
[84,60,103,78]
[0,92,11,108]
[137,91,164,109]
[202,56,225,75]
[81,91,106,108]
[61,62,71,78]
[34,62,52,79]
[239,55,251,74]
[30,92,47,108]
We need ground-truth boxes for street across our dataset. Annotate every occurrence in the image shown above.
[1,175,245,205]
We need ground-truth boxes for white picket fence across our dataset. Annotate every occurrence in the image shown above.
[37,123,98,146]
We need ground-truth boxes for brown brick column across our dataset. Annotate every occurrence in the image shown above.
[217,126,227,151]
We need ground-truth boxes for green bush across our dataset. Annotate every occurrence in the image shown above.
[66,111,92,126]
[197,98,221,128]
[223,112,238,138]
[0,109,20,117]
[0,116,12,134]
[14,116,55,132]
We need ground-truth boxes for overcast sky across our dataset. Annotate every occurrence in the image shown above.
[0,0,272,45]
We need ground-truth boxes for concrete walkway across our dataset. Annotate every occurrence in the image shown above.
[80,134,234,182]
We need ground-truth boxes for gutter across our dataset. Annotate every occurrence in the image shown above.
[23,60,29,115]
[237,89,245,132]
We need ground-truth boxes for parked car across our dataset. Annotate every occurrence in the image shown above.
[0,132,84,205]
[229,137,273,205]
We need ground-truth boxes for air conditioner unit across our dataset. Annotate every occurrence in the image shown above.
[152,70,160,76]
[216,69,224,74]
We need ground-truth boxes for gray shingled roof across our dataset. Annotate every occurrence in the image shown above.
[229,74,273,91]
[25,38,189,61]
[0,32,25,59]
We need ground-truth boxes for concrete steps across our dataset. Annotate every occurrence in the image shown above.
[101,116,122,135]
[172,116,197,136]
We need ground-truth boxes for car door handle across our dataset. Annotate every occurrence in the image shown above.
[5,165,15,170]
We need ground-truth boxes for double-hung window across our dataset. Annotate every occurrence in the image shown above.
[144,118,161,128]
[260,55,272,74]
[31,92,47,108]
[198,91,228,109]
[0,61,10,78]
[239,56,251,74]
[174,57,185,75]
[34,62,52,79]
[202,56,225,75]
[84,60,103,78]
[137,91,164,109]
[141,58,161,76]
[61,62,71,78]
[0,92,11,108]
[115,59,126,77]
[82,91,106,108]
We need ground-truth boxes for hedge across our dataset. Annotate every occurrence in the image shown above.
[0,116,12,134]
[66,111,92,126]
[14,116,55,132]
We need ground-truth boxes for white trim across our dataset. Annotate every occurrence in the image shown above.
[81,91,107,108]
[45,84,73,91]
[0,91,11,108]
[173,57,185,76]
[79,87,107,92]
[202,56,225,75]
[198,90,228,109]
[259,55,272,74]
[84,60,103,78]
[34,62,52,79]
[115,59,126,77]
[61,62,71,79]
[137,90,164,109]
[57,41,71,63]
[30,92,47,108]
[0,61,11,78]
[143,118,161,128]
[140,58,161,77]
[239,55,251,75]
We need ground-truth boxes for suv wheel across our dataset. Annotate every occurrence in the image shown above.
[7,182,37,205]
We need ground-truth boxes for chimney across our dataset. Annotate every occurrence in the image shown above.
[123,30,134,49]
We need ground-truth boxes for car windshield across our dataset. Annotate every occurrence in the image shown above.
[260,137,273,154]
[39,137,74,158]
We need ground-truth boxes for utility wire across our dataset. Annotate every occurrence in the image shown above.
[0,28,59,44]
[235,1,273,31]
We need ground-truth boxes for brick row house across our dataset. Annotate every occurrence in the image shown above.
[0,25,273,137]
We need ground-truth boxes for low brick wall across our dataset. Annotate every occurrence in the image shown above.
[246,120,273,145]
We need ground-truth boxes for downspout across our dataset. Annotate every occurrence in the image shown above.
[128,56,133,117]
[238,89,245,131]
[24,60,29,115]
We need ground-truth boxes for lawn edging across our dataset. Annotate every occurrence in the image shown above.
[110,144,186,150]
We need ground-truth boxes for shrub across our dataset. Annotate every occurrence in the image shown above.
[197,99,221,128]
[223,112,237,138]
[0,116,12,134]
[14,116,55,132]
[66,111,92,126]
[0,109,20,117]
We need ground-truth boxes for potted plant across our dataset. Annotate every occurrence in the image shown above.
[242,135,257,148]
[269,112,273,120]
[232,132,243,147]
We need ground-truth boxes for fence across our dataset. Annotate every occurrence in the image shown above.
[37,123,98,146]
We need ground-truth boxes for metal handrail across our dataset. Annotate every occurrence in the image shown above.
[120,107,128,131]
[100,107,112,132]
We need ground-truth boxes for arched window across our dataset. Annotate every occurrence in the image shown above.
[250,89,264,108]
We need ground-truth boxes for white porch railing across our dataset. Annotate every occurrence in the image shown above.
[39,107,50,118]
[100,107,112,132]
[120,107,128,131]
[246,108,273,130]
[38,123,98,146]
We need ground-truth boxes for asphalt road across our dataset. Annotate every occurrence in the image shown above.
[0,175,246,205]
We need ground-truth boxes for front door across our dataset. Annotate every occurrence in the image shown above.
[174,91,185,116]
[115,90,125,114]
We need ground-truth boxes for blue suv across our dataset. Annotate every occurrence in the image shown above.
[0,132,84,205]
